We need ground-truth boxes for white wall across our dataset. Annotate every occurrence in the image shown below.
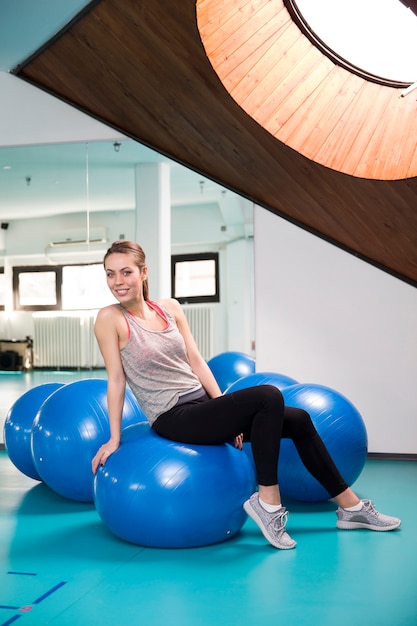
[254,206,417,454]
[0,73,124,146]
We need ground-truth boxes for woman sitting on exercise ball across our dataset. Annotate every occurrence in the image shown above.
[92,240,401,549]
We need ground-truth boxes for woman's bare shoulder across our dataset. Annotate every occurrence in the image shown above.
[96,304,124,323]
[156,298,182,317]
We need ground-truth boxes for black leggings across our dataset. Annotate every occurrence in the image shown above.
[153,385,348,498]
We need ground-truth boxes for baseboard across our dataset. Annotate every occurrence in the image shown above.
[367,452,417,461]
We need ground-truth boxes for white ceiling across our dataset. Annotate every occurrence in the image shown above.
[0,1,251,231]
[0,0,92,72]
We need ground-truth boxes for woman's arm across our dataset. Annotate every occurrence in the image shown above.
[91,306,127,474]
[161,298,222,398]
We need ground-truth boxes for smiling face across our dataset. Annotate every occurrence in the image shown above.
[104,252,148,307]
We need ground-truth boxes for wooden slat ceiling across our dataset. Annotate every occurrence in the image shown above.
[15,0,417,286]
[197,0,417,180]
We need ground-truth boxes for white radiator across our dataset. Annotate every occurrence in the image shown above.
[33,305,214,368]
[33,313,103,368]
[182,305,214,361]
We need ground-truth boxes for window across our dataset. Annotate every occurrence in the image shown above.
[171,253,219,304]
[0,267,4,311]
[286,0,417,85]
[62,264,116,310]
[13,266,61,311]
[13,263,116,311]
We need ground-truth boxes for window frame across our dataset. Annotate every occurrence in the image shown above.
[13,265,63,311]
[12,262,113,312]
[171,252,220,304]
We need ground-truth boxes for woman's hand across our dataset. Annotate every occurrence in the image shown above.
[234,433,244,450]
[91,440,120,474]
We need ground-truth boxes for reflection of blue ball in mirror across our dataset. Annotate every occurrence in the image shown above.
[279,384,368,502]
[4,383,64,480]
[94,422,256,548]
[207,351,255,392]
[31,379,146,503]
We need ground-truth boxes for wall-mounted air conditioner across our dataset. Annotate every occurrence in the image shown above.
[45,227,108,264]
[49,227,107,246]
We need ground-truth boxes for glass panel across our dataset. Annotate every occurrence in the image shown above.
[175,259,216,298]
[18,271,57,306]
[62,264,116,310]
[294,0,417,83]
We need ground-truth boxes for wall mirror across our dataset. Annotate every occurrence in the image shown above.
[0,138,254,367]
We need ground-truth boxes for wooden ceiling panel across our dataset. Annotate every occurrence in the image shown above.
[16,0,417,286]
[199,0,417,181]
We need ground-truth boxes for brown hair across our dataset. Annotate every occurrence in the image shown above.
[104,240,149,300]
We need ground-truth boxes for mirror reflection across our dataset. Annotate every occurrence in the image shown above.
[0,139,254,370]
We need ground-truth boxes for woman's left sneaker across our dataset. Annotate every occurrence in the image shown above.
[336,499,401,531]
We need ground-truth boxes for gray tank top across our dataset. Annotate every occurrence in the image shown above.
[118,302,201,424]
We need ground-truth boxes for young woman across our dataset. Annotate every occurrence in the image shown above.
[92,241,401,549]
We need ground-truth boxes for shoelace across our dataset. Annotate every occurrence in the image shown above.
[363,500,378,516]
[271,509,289,532]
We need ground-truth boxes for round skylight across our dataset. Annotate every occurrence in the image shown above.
[291,0,417,84]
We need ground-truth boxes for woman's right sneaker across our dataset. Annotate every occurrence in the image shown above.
[336,499,401,531]
[243,493,296,549]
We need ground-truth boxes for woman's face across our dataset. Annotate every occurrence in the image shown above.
[104,253,147,305]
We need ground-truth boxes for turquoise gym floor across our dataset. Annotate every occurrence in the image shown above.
[1,371,417,626]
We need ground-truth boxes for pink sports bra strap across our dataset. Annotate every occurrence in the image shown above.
[146,300,169,327]
[125,301,169,335]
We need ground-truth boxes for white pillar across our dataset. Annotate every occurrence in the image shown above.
[134,163,171,300]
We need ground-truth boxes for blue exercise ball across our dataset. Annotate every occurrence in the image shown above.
[207,351,256,392]
[31,379,146,503]
[279,383,368,502]
[4,383,64,480]
[225,371,298,394]
[94,422,257,548]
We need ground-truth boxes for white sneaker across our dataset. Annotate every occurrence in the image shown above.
[243,493,296,549]
[336,499,401,531]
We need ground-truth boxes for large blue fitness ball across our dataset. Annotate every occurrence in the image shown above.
[4,383,64,480]
[279,383,368,502]
[31,379,146,503]
[207,351,256,392]
[94,422,257,548]
[225,371,298,394]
